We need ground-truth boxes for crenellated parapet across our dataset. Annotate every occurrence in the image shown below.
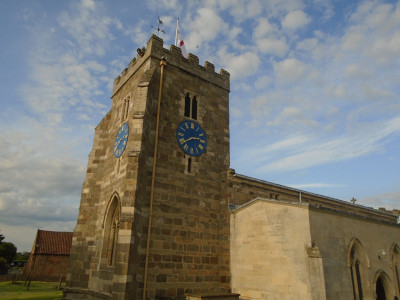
[112,35,230,97]
[379,207,400,218]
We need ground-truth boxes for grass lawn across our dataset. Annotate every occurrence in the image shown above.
[0,281,63,300]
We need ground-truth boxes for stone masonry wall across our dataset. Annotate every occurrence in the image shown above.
[65,35,231,300]
[229,171,398,224]
[230,199,324,300]
[309,206,400,300]
[138,36,231,299]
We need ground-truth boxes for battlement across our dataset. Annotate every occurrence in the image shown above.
[379,207,400,218]
[112,35,230,97]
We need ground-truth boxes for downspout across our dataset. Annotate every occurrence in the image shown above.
[143,58,166,300]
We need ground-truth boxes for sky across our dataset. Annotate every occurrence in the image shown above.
[0,0,399,252]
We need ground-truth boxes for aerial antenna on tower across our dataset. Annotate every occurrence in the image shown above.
[151,16,166,37]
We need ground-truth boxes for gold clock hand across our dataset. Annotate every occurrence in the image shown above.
[182,136,200,144]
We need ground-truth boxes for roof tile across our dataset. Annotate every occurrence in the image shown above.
[34,229,73,255]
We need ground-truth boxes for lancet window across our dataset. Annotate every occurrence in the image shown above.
[103,196,120,266]
[184,93,197,120]
[348,239,369,300]
[392,244,400,296]
[121,95,130,122]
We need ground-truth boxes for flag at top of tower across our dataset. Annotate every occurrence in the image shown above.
[175,17,187,58]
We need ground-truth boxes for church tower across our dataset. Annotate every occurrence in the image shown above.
[64,35,231,299]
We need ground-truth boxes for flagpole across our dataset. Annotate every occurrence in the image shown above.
[175,17,179,46]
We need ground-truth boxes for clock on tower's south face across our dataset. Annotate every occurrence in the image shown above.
[113,123,129,158]
[176,120,207,157]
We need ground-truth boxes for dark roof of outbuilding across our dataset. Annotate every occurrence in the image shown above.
[33,229,73,255]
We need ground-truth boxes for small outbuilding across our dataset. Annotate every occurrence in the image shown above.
[24,229,73,281]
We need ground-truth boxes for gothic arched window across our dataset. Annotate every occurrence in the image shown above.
[184,93,197,120]
[121,95,130,122]
[192,96,197,120]
[104,196,120,266]
[348,238,369,300]
[392,244,400,296]
[184,93,191,118]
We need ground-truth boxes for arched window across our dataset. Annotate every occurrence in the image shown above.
[192,96,197,120]
[184,93,197,120]
[187,156,192,173]
[124,97,130,119]
[354,260,363,300]
[348,238,369,300]
[184,93,191,118]
[374,271,394,300]
[103,196,120,266]
[376,276,386,300]
[121,95,130,122]
[392,244,400,296]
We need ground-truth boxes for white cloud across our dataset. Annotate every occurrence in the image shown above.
[186,8,228,51]
[82,0,95,10]
[268,106,303,126]
[345,64,372,80]
[122,19,149,47]
[296,37,319,52]
[226,0,264,23]
[274,58,308,83]
[296,37,326,61]
[218,48,260,79]
[255,116,400,173]
[253,134,312,156]
[341,1,400,65]
[230,107,243,119]
[360,83,392,101]
[255,75,272,89]
[19,1,118,128]
[58,1,117,56]
[254,18,275,38]
[23,52,108,126]
[228,26,242,40]
[325,85,347,98]
[0,122,84,244]
[282,10,311,30]
[256,37,288,57]
[147,0,180,11]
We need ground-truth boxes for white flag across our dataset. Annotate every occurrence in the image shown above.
[175,18,187,58]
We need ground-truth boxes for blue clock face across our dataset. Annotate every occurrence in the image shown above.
[113,123,129,158]
[176,120,207,157]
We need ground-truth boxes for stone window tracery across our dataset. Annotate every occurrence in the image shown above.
[184,93,197,120]
[103,196,120,266]
[392,244,400,296]
[348,238,369,300]
[121,95,130,122]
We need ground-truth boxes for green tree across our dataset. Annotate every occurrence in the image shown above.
[0,257,7,274]
[0,242,17,264]
[16,251,30,261]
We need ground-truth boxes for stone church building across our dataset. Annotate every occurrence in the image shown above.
[63,35,400,300]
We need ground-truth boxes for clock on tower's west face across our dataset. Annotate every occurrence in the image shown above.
[176,120,207,157]
[113,123,129,158]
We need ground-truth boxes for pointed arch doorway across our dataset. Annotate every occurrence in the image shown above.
[376,276,386,300]
[375,271,394,300]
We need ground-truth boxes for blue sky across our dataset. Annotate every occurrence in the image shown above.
[0,0,399,251]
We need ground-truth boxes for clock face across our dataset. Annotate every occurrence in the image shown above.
[113,123,129,158]
[176,120,207,157]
